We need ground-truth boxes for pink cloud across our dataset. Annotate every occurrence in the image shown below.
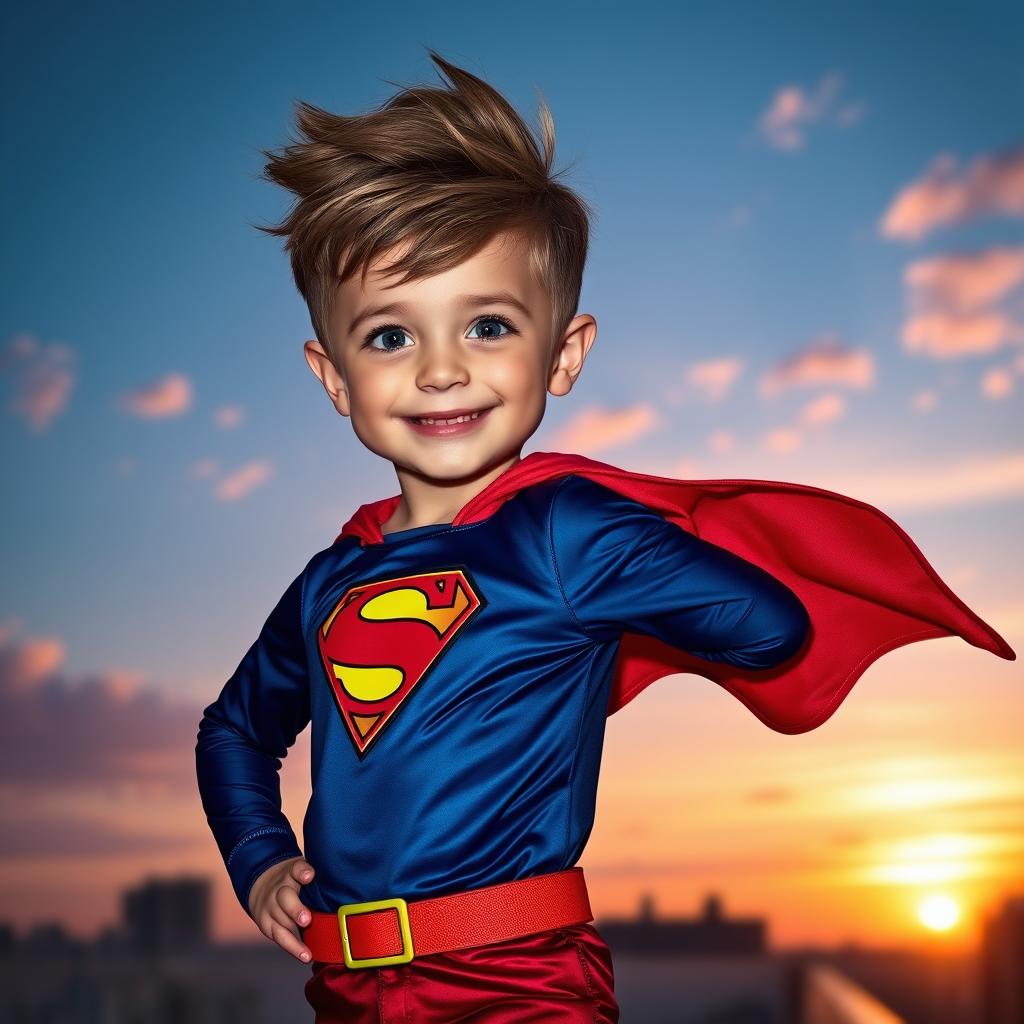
[905,247,1024,313]
[214,404,245,429]
[0,635,201,792]
[546,404,661,455]
[879,146,1024,242]
[903,309,1024,359]
[981,365,1014,400]
[101,670,146,702]
[912,389,939,413]
[119,373,193,418]
[0,333,76,431]
[708,430,734,455]
[813,450,1024,511]
[757,72,861,151]
[761,427,802,454]
[798,392,847,427]
[760,334,875,397]
[686,357,745,401]
[214,460,273,501]
[1,634,66,693]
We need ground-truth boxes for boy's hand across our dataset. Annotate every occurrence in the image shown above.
[247,856,317,963]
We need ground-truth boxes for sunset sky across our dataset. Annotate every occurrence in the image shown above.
[1,1,1021,951]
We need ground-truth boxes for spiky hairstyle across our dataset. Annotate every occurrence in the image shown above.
[255,49,592,360]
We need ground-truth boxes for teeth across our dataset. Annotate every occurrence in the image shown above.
[414,411,483,425]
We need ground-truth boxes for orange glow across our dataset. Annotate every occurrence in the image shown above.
[917,893,961,932]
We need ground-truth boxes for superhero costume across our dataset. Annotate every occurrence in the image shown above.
[195,451,1013,1019]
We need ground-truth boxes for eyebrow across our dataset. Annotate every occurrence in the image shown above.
[348,291,533,335]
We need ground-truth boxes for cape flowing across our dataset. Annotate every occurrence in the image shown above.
[336,451,1015,733]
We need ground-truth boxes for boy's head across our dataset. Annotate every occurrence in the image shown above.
[257,50,596,486]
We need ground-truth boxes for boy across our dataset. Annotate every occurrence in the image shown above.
[196,51,1013,1022]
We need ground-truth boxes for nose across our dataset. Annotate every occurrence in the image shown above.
[415,337,470,391]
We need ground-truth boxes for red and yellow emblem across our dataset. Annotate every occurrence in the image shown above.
[317,568,485,757]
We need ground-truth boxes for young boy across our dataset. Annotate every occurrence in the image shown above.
[196,51,1013,1023]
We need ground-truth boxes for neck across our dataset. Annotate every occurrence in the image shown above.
[384,452,523,532]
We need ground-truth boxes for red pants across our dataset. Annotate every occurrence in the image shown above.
[304,922,619,1022]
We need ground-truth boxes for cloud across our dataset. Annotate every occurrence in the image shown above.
[0,333,76,431]
[0,809,195,859]
[119,372,193,418]
[0,631,199,793]
[760,427,802,454]
[708,431,734,455]
[214,459,273,501]
[814,450,1024,512]
[760,334,875,397]
[912,389,939,413]
[905,247,1024,313]
[903,309,1024,358]
[546,404,662,455]
[214,404,245,429]
[4,636,66,693]
[981,365,1015,400]
[757,72,863,151]
[798,392,847,427]
[900,247,1024,359]
[686,357,745,401]
[879,145,1024,242]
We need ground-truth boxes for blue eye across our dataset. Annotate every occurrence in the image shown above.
[365,326,412,353]
[362,314,518,353]
[468,315,516,340]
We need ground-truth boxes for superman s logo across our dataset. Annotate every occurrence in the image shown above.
[316,568,485,758]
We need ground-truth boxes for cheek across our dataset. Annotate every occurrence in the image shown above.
[487,353,546,396]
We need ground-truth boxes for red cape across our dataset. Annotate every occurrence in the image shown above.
[335,451,1015,733]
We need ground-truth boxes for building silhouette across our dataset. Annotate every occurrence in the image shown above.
[0,876,1011,1023]
[980,893,1024,1024]
[122,875,210,953]
[597,890,766,954]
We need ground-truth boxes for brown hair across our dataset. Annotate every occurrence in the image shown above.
[254,49,593,360]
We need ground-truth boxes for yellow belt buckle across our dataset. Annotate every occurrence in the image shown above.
[337,896,414,969]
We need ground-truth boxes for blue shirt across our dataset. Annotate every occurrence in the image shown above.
[195,474,809,918]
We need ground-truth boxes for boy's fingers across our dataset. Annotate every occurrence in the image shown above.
[293,860,315,883]
[269,917,313,963]
[278,885,312,927]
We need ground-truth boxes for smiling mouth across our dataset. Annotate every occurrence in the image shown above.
[403,408,493,425]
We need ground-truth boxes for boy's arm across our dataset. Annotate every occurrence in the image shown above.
[550,476,810,669]
[195,566,311,918]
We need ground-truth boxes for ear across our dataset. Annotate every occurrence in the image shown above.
[304,340,350,417]
[548,314,597,398]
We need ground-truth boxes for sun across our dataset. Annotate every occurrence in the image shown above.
[916,893,960,932]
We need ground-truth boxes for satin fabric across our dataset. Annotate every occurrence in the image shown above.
[339,450,1015,732]
[198,472,809,918]
[303,923,618,1023]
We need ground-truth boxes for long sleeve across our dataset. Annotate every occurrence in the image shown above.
[549,475,810,669]
[195,566,311,918]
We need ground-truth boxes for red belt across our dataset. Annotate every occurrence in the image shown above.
[301,867,593,968]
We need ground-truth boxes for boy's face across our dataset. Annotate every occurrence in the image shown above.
[305,230,595,488]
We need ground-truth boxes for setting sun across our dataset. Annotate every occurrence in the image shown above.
[917,893,961,932]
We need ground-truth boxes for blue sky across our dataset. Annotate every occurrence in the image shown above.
[1,0,1022,944]
[3,0,1022,694]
